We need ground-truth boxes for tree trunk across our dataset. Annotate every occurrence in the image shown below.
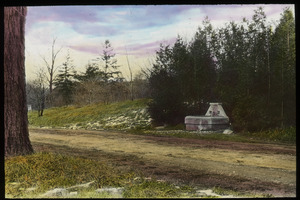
[4,7,33,156]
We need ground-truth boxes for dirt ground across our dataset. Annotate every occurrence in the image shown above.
[29,128,296,197]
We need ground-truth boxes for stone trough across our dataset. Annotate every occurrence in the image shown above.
[185,103,230,131]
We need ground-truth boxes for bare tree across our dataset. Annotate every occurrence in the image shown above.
[73,81,105,105]
[41,37,63,106]
[125,46,133,101]
[132,71,150,99]
[33,67,47,116]
[4,7,33,156]
[26,69,46,116]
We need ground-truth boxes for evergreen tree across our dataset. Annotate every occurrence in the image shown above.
[271,8,295,127]
[97,40,122,82]
[188,19,217,113]
[148,31,218,125]
[74,63,104,82]
[148,43,184,125]
[54,51,75,105]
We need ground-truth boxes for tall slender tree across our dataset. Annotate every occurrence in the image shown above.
[4,7,33,156]
[271,8,295,127]
[189,20,217,111]
[33,67,47,116]
[41,38,63,106]
[125,46,134,101]
[97,40,122,82]
[148,43,184,125]
[97,40,123,103]
[54,50,75,105]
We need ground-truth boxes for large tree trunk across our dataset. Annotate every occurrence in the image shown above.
[4,7,33,156]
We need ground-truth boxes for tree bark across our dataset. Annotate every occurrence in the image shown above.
[4,7,33,156]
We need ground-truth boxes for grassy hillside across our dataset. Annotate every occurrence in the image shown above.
[28,99,152,130]
[28,98,295,144]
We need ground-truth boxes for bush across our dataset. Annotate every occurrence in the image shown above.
[147,69,185,126]
[147,99,185,126]
[231,95,272,132]
[244,126,296,144]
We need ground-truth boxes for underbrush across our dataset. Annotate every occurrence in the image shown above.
[5,152,193,198]
[241,126,296,144]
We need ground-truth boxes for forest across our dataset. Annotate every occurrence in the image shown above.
[147,7,295,132]
[26,7,295,132]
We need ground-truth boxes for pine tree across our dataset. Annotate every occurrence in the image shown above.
[97,40,122,82]
[54,51,75,105]
[189,20,217,113]
[271,8,295,127]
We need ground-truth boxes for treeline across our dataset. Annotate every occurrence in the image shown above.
[147,8,295,132]
[26,40,150,114]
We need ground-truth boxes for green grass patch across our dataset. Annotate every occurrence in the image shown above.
[241,126,296,144]
[129,126,296,145]
[5,152,134,198]
[131,129,261,143]
[123,180,195,198]
[5,152,195,198]
[28,99,151,129]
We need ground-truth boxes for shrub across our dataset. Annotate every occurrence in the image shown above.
[232,95,272,132]
[245,126,296,144]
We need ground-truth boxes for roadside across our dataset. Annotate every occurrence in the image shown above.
[29,128,296,197]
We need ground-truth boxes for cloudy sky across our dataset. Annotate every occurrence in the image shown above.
[24,4,295,81]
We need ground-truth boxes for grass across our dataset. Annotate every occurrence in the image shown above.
[241,126,296,144]
[5,152,194,198]
[5,152,132,196]
[28,99,152,130]
[138,129,257,142]
[131,127,296,145]
[123,180,194,198]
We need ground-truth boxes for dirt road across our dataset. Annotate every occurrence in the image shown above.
[29,128,296,197]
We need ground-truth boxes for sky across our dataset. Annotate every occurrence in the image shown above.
[24,4,295,82]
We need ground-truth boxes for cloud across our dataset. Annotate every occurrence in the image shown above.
[119,37,178,57]
[26,6,295,55]
[67,36,178,58]
[71,22,120,36]
[121,5,198,30]
[67,44,100,55]
[27,5,199,38]
[27,6,99,27]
